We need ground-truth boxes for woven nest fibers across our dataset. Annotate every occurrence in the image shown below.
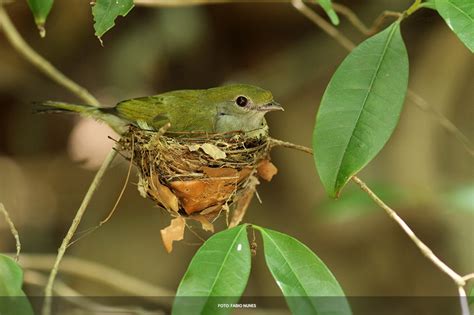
[117,126,278,252]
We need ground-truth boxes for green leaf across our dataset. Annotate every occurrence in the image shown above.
[92,0,134,43]
[173,224,251,315]
[0,255,34,315]
[313,22,408,198]
[436,0,474,52]
[422,0,437,10]
[317,0,340,25]
[26,0,54,37]
[257,227,352,315]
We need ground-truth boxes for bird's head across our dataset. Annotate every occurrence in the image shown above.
[207,84,283,132]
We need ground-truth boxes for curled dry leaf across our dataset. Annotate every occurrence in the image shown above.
[160,217,186,253]
[149,176,179,212]
[187,143,227,160]
[257,159,278,182]
[190,215,214,233]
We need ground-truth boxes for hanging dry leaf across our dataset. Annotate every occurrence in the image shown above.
[149,176,179,212]
[190,215,215,232]
[229,179,258,228]
[160,217,185,253]
[257,160,278,182]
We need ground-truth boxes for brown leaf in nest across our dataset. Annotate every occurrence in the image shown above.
[149,176,179,212]
[170,167,252,215]
[160,217,185,253]
[190,215,214,232]
[257,160,278,182]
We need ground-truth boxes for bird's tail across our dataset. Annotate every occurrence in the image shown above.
[33,101,100,115]
[33,101,127,133]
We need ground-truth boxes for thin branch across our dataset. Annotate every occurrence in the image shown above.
[0,203,21,261]
[352,176,470,315]
[268,137,313,154]
[0,6,121,315]
[462,273,474,282]
[0,6,99,106]
[351,176,465,285]
[24,270,166,314]
[291,0,355,51]
[42,149,117,315]
[407,90,474,157]
[270,140,473,315]
[17,254,174,302]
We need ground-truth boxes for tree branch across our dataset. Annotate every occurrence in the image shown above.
[0,6,99,106]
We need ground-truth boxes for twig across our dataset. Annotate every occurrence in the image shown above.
[0,203,21,261]
[351,176,470,315]
[16,254,173,304]
[462,273,474,282]
[300,2,474,157]
[291,0,355,51]
[0,6,99,106]
[24,270,164,315]
[270,139,473,315]
[100,135,134,225]
[42,149,117,315]
[0,6,122,315]
[268,137,313,154]
[407,90,474,157]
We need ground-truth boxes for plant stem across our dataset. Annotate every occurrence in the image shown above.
[0,203,21,262]
[270,139,472,315]
[0,6,119,315]
[351,176,470,315]
[41,150,117,315]
[0,6,99,106]
[291,0,355,50]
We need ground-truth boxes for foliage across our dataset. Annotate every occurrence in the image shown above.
[435,0,474,52]
[313,21,408,198]
[257,227,352,315]
[0,254,34,315]
[317,0,340,25]
[26,0,53,36]
[92,0,135,44]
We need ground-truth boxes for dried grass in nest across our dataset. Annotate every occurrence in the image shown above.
[116,126,278,252]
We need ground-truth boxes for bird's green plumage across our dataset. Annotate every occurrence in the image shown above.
[35,84,283,134]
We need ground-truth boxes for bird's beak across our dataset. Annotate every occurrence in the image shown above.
[258,101,284,112]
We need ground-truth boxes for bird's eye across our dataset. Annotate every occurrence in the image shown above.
[235,96,248,107]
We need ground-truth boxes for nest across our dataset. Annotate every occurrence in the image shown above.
[117,125,278,252]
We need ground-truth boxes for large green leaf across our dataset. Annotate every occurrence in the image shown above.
[0,255,34,315]
[92,0,134,43]
[173,224,251,315]
[26,0,54,37]
[436,0,474,52]
[257,227,352,315]
[317,0,340,25]
[313,22,408,198]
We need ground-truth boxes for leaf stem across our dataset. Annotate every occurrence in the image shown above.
[0,203,21,262]
[0,6,99,106]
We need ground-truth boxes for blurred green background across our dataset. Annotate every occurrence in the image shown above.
[0,0,473,314]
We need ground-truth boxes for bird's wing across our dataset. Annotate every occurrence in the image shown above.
[114,92,217,132]
[114,95,172,131]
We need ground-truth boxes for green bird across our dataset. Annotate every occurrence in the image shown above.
[35,84,283,134]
